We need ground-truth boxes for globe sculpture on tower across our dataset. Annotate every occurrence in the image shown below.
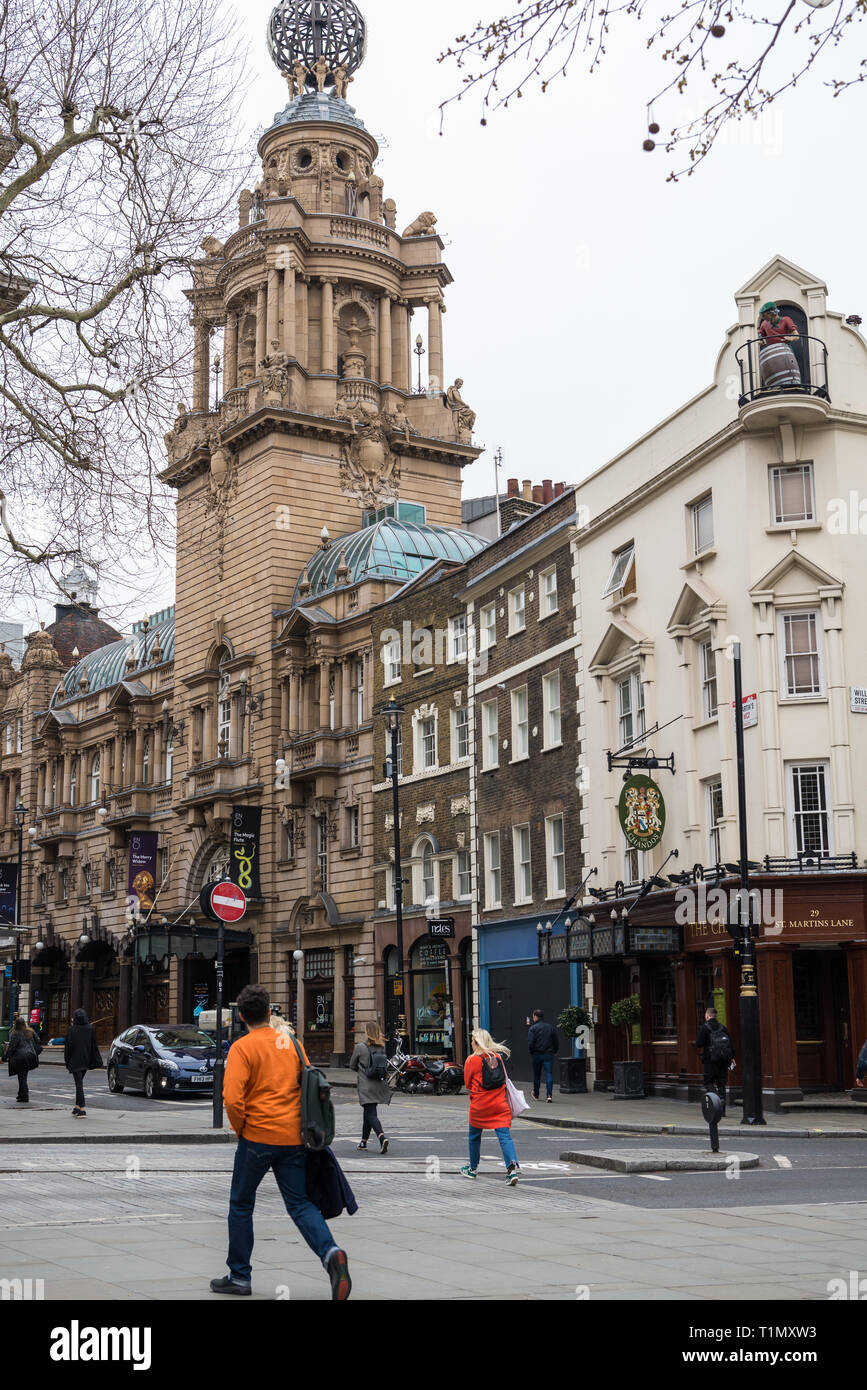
[268,0,367,99]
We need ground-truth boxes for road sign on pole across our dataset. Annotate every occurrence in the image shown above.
[203,880,247,923]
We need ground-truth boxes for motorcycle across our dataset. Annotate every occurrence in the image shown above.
[387,1033,462,1095]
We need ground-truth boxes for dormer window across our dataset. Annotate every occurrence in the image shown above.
[603,544,636,599]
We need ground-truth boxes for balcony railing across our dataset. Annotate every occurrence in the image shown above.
[736,335,829,407]
[762,852,859,874]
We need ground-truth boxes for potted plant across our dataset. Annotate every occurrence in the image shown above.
[557,1005,593,1094]
[610,994,645,1099]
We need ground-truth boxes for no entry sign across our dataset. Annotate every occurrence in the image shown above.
[202,879,247,923]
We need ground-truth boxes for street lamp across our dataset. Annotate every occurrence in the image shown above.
[414,334,426,395]
[731,641,765,1126]
[6,800,29,1025]
[380,699,407,1042]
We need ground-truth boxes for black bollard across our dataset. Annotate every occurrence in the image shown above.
[701,1090,723,1154]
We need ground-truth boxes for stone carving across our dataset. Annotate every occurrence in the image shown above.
[445,378,477,440]
[339,411,400,509]
[164,404,212,466]
[205,433,239,581]
[200,235,225,259]
[313,55,329,92]
[341,317,366,379]
[416,803,435,825]
[383,199,397,230]
[383,405,412,442]
[402,211,437,238]
[262,353,292,407]
[331,65,352,99]
[450,796,470,817]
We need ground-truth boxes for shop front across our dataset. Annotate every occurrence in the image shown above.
[299,946,356,1065]
[481,915,582,1084]
[373,909,472,1063]
[589,870,867,1109]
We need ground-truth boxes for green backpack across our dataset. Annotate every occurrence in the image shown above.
[289,1035,335,1151]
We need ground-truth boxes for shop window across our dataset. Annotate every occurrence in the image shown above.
[304,948,335,979]
[649,964,677,1041]
[693,961,716,1035]
[410,938,454,1056]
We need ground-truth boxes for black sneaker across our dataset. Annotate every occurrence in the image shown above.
[379,1135,389,1154]
[210,1275,252,1296]
[326,1248,351,1301]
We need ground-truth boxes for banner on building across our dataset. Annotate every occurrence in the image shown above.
[0,862,19,926]
[128,832,158,910]
[230,806,262,900]
[618,774,666,852]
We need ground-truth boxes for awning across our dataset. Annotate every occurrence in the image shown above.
[132,923,254,966]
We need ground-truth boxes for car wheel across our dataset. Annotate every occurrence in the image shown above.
[107,1063,124,1094]
[144,1069,160,1100]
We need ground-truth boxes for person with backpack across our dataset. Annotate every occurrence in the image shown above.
[695,1007,734,1115]
[4,1015,42,1103]
[63,1008,103,1117]
[460,1028,521,1186]
[212,984,351,1300]
[348,1021,391,1153]
[527,1008,560,1103]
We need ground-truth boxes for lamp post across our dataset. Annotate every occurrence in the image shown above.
[414,334,426,395]
[212,916,225,1130]
[8,801,27,1024]
[732,642,765,1126]
[381,699,407,1043]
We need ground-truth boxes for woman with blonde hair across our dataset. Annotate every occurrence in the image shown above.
[460,1028,520,1185]
[348,1021,391,1153]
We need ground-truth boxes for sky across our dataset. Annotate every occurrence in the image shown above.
[20,0,867,632]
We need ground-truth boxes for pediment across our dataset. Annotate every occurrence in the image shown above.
[735,255,827,300]
[667,578,724,632]
[589,616,650,671]
[750,550,842,600]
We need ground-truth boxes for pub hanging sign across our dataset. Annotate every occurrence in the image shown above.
[618,774,666,852]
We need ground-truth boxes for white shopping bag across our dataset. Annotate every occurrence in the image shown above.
[505,1075,530,1117]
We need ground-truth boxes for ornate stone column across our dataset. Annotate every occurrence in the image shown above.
[282,265,297,360]
[321,278,337,374]
[297,275,310,368]
[255,285,267,371]
[379,293,393,385]
[427,295,443,392]
[267,268,280,357]
[224,311,239,392]
[318,661,331,731]
[193,318,210,412]
[392,299,409,391]
[133,724,144,785]
[289,668,301,737]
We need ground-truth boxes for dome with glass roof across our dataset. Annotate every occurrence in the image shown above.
[51,615,175,707]
[294,517,486,603]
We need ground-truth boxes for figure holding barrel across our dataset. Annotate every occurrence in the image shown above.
[758,301,802,392]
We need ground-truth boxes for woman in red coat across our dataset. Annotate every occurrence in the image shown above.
[460,1029,521,1186]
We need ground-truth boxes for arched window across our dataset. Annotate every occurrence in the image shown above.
[217,663,232,759]
[69,756,78,807]
[422,842,436,903]
[142,734,150,786]
[90,751,101,803]
[204,845,230,886]
[412,836,438,907]
[164,733,173,784]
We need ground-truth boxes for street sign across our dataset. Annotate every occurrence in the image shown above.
[392,979,403,997]
[427,917,455,938]
[733,693,758,729]
[208,880,247,923]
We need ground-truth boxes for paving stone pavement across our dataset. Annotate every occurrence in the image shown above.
[1,1143,865,1301]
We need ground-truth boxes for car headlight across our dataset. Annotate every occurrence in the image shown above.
[158,1059,179,1072]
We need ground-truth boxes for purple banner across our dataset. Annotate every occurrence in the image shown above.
[0,861,18,926]
[128,832,158,911]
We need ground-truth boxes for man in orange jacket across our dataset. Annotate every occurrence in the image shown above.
[210,983,351,1300]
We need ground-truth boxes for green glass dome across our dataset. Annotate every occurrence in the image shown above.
[295,518,485,602]
[52,616,175,706]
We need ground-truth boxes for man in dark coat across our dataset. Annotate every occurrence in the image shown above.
[855,1039,867,1089]
[695,1007,733,1115]
[63,1008,103,1117]
[527,1009,559,1103]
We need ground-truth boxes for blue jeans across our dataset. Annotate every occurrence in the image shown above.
[227,1137,336,1283]
[468,1125,518,1171]
[532,1053,555,1098]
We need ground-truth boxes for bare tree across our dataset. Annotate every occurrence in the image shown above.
[440,1,865,178]
[0,0,249,613]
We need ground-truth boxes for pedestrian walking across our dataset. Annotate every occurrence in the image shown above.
[211,984,351,1300]
[460,1028,521,1186]
[348,1022,391,1153]
[855,1037,867,1089]
[527,1008,559,1103]
[695,1007,734,1115]
[63,1008,103,1117]
[3,1016,42,1103]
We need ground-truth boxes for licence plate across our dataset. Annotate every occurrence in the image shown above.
[188,1074,212,1083]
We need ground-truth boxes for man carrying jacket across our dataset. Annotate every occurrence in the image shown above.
[211,983,351,1300]
[527,1009,559,1103]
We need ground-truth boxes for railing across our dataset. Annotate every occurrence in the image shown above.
[222,226,264,261]
[295,740,317,767]
[736,335,829,407]
[338,377,380,406]
[762,852,859,873]
[330,216,390,248]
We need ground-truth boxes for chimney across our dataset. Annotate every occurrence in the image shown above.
[554,482,564,498]
[507,478,519,499]
[542,480,553,505]
[532,485,544,504]
[522,480,532,501]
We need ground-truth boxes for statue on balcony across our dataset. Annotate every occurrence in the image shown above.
[445,378,477,440]
[402,211,437,238]
[262,353,292,406]
[757,301,802,392]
